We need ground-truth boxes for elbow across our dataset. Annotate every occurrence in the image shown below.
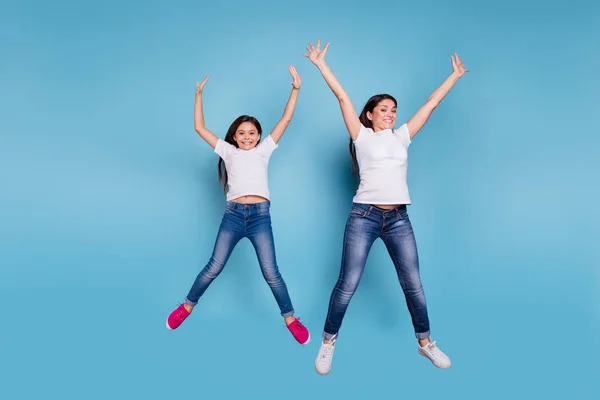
[338,95,351,105]
[424,99,439,112]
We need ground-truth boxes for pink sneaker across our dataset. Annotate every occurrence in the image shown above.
[166,304,191,330]
[286,318,310,345]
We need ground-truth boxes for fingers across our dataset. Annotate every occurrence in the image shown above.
[322,42,330,56]
[455,53,465,67]
[199,75,209,89]
[454,53,468,72]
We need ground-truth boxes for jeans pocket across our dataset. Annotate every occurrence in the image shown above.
[349,204,368,218]
[397,208,409,220]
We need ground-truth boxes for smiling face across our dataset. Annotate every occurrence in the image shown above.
[366,99,397,131]
[232,121,261,150]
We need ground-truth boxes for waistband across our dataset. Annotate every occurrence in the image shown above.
[352,202,407,217]
[226,200,270,212]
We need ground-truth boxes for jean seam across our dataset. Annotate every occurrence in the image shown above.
[325,221,350,335]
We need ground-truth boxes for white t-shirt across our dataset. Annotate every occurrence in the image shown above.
[352,123,412,205]
[214,135,278,201]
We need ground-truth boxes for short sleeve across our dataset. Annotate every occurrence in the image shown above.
[395,123,411,147]
[256,135,278,156]
[353,124,370,144]
[214,139,235,160]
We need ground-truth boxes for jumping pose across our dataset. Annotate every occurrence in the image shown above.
[166,65,310,346]
[304,39,468,374]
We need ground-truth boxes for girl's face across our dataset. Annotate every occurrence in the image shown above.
[233,122,260,150]
[367,99,397,131]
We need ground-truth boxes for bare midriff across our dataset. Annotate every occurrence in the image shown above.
[372,204,402,210]
[230,195,269,204]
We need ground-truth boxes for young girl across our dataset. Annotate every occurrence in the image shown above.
[303,40,468,374]
[166,65,310,346]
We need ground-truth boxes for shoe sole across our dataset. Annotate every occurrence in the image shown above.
[300,333,311,346]
[418,349,451,369]
[166,319,175,331]
[315,365,331,376]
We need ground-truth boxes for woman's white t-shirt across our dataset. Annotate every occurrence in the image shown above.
[352,123,412,205]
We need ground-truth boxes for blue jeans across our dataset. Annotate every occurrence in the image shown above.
[185,201,295,317]
[323,203,431,340]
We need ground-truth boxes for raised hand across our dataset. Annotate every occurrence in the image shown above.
[302,39,330,66]
[451,53,469,78]
[289,65,302,89]
[195,75,209,95]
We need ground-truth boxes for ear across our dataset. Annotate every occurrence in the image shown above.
[366,111,373,121]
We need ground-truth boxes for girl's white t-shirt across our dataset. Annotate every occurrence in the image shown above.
[214,136,278,201]
[352,123,412,205]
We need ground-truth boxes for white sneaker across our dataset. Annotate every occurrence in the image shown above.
[315,337,336,375]
[418,341,451,369]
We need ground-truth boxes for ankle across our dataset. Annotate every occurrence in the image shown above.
[418,338,431,347]
[284,315,296,325]
[183,304,194,313]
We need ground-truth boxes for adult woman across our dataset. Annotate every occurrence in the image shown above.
[304,39,468,375]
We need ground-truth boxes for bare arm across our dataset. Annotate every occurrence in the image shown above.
[193,75,219,148]
[407,53,469,138]
[270,65,302,144]
[304,39,361,141]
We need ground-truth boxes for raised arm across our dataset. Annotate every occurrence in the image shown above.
[269,65,302,144]
[303,39,361,141]
[194,75,219,148]
[407,53,469,138]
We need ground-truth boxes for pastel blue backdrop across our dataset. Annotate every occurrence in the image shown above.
[1,0,598,399]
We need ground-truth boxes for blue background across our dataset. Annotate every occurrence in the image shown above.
[1,0,599,399]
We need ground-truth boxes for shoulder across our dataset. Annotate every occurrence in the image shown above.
[215,139,237,157]
[256,135,278,154]
[354,124,373,143]
[393,123,411,146]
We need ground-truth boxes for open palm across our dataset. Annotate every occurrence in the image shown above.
[289,65,302,89]
[303,39,330,66]
[195,75,209,95]
[451,53,469,77]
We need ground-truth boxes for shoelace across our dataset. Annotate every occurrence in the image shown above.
[287,319,303,331]
[424,341,439,359]
[319,341,335,359]
[175,305,189,321]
